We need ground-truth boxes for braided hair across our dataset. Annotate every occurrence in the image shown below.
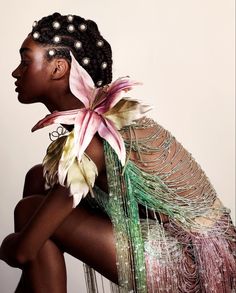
[30,12,112,87]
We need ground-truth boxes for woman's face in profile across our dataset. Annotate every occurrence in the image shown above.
[12,36,53,104]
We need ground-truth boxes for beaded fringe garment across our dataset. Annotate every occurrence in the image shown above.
[83,117,236,293]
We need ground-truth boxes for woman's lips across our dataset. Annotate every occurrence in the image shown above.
[15,82,20,92]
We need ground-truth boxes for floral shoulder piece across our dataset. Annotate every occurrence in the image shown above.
[32,52,151,207]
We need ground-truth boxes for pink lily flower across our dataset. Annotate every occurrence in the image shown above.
[32,52,150,166]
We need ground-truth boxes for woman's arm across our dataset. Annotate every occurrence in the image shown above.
[0,185,73,267]
[0,134,106,267]
[17,185,74,263]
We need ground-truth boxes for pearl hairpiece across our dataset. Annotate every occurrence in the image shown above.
[96,40,104,47]
[52,21,60,30]
[32,31,40,39]
[82,57,90,66]
[31,17,109,82]
[48,49,56,57]
[74,41,82,49]
[53,35,61,44]
[67,15,74,22]
[32,21,38,28]
[96,80,103,87]
[101,62,107,69]
[67,24,75,33]
[79,23,87,31]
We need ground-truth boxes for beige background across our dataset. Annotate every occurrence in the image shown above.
[0,0,235,292]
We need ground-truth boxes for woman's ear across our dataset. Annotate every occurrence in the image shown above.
[51,59,70,80]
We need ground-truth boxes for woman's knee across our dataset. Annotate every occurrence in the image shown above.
[14,195,44,232]
[23,164,47,197]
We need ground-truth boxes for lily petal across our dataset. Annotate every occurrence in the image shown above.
[104,98,152,129]
[69,52,96,108]
[43,136,67,187]
[74,109,101,161]
[67,158,89,207]
[95,78,141,114]
[67,155,98,207]
[58,130,77,185]
[98,118,126,166]
[32,110,79,132]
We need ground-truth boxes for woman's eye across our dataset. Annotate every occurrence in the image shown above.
[20,60,29,66]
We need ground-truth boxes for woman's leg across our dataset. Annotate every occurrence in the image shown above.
[22,164,47,198]
[15,165,67,293]
[14,195,118,286]
[15,240,67,293]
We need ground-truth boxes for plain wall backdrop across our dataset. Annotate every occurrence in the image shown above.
[0,1,235,292]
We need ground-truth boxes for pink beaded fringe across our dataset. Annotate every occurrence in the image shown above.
[144,217,236,293]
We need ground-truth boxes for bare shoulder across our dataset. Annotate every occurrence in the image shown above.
[85,134,108,191]
[85,134,105,172]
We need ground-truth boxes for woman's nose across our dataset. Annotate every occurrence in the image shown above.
[12,65,20,79]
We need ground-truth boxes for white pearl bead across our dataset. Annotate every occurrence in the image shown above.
[67,24,75,32]
[79,23,87,31]
[52,21,60,29]
[74,41,82,49]
[67,15,74,22]
[32,32,40,39]
[82,57,90,65]
[96,80,103,86]
[53,35,61,43]
[32,21,38,28]
[48,49,55,56]
[96,40,104,47]
[101,62,107,69]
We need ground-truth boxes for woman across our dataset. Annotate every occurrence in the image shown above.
[0,12,235,293]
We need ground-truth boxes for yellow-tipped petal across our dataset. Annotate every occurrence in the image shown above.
[104,98,151,129]
[43,136,67,187]
[67,154,98,207]
[58,130,77,185]
[67,158,89,207]
[80,154,98,197]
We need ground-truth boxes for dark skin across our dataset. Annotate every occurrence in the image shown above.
[0,36,117,292]
[0,34,201,293]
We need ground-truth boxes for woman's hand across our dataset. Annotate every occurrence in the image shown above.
[0,232,22,268]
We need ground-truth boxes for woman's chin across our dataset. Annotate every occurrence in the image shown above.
[17,93,35,104]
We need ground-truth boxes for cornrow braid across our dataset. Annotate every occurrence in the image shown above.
[31,12,112,87]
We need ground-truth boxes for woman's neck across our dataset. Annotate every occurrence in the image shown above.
[44,92,84,113]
